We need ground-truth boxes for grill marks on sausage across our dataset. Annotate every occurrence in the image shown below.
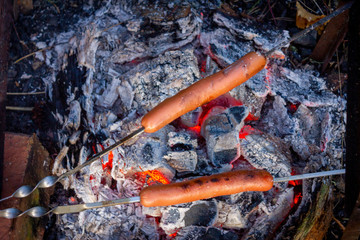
[210,178,220,182]
[182,183,191,190]
[194,179,203,185]
[245,173,255,179]
[141,52,267,133]
[139,169,273,207]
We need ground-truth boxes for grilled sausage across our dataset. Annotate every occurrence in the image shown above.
[140,169,273,207]
[141,52,267,133]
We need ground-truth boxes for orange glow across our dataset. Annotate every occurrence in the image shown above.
[244,113,259,121]
[186,93,246,134]
[264,64,272,90]
[288,169,302,187]
[239,125,261,139]
[188,125,201,134]
[288,169,303,207]
[293,192,302,205]
[168,230,179,238]
[102,151,113,173]
[136,168,170,186]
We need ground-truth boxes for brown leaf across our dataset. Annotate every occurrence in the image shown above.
[296,1,325,33]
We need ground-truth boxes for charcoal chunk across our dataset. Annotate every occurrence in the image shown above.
[164,131,198,172]
[184,200,217,227]
[180,107,203,127]
[160,200,217,234]
[202,106,248,167]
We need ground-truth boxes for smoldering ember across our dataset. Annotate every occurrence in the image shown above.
[5,1,347,239]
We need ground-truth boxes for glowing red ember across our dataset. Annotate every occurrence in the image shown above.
[135,169,170,186]
[186,93,256,134]
[239,125,262,139]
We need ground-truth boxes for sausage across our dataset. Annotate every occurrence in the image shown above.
[139,169,273,207]
[141,52,267,133]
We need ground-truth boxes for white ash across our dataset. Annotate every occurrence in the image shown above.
[164,131,198,172]
[124,49,200,114]
[117,80,134,110]
[52,145,69,176]
[56,203,157,240]
[199,28,254,67]
[64,100,81,131]
[69,131,81,145]
[109,7,201,64]
[230,84,267,119]
[180,106,203,127]
[95,77,121,109]
[269,67,345,108]
[164,150,198,172]
[240,133,292,189]
[216,192,265,229]
[213,12,290,55]
[122,125,176,179]
[142,206,161,217]
[159,200,218,235]
[244,188,294,240]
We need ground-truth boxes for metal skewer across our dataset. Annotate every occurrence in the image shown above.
[0,128,144,202]
[0,2,353,203]
[0,169,345,219]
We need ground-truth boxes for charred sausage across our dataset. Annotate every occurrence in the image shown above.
[141,52,267,133]
[140,169,273,207]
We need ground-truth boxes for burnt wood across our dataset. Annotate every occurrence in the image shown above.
[0,0,13,196]
[346,0,360,215]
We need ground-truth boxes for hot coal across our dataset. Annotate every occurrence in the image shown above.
[180,107,203,128]
[159,200,218,235]
[164,131,198,172]
[202,106,249,167]
[183,200,217,226]
[217,192,264,229]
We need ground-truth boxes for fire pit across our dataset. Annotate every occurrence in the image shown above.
[3,0,348,239]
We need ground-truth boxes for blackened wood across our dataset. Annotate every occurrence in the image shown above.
[310,3,349,73]
[0,0,13,196]
[342,193,360,240]
[345,0,360,215]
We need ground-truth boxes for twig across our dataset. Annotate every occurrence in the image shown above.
[332,216,346,231]
[267,0,277,24]
[46,0,60,14]
[311,0,325,15]
[7,91,45,95]
[14,46,52,64]
[11,19,30,51]
[270,17,295,22]
[5,106,34,111]
[261,1,277,22]
[247,0,261,16]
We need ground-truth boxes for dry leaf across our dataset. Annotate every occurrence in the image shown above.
[296,1,325,33]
